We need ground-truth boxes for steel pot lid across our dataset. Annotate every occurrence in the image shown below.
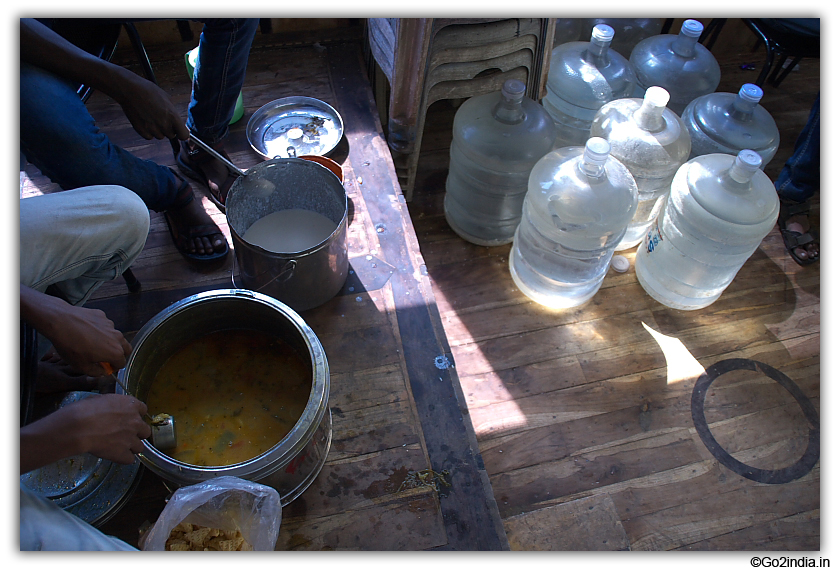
[20,391,142,527]
[246,96,344,159]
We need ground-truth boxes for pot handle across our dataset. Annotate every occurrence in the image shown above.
[234,258,297,291]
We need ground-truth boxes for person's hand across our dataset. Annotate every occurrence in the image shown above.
[51,303,131,377]
[64,394,152,464]
[20,393,152,473]
[113,67,189,141]
[36,350,111,393]
[20,19,188,142]
[21,286,129,377]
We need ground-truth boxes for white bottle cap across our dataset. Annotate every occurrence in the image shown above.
[502,79,526,100]
[584,137,611,165]
[738,149,762,169]
[592,24,615,43]
[681,20,704,38]
[730,149,762,183]
[644,86,671,109]
[739,83,763,104]
[611,255,630,273]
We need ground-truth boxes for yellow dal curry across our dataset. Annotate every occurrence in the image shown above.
[145,329,311,466]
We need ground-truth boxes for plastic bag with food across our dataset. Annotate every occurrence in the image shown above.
[141,476,282,551]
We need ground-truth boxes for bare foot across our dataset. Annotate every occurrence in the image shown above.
[181,140,237,210]
[188,141,233,199]
[165,184,227,257]
[784,213,819,262]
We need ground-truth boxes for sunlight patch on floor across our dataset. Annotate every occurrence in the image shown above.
[642,321,706,384]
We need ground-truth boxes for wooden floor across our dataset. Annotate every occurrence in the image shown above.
[22,26,507,551]
[408,41,821,550]
[21,22,819,551]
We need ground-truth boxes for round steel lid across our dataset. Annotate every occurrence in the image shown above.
[20,391,142,527]
[247,96,344,160]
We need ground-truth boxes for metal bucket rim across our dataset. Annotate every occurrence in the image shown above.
[122,289,329,477]
[246,96,345,159]
[226,158,348,256]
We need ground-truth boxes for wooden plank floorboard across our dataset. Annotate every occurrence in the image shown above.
[407,43,820,551]
[21,23,820,551]
[22,30,507,551]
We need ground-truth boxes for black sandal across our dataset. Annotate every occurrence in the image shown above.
[778,200,819,266]
[163,174,229,264]
[176,139,237,213]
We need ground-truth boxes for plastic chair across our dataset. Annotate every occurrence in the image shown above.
[365,18,555,200]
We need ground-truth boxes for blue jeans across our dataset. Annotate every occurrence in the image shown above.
[19,19,258,211]
[775,92,820,204]
[187,18,259,145]
[20,61,180,212]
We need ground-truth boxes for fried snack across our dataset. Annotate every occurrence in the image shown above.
[165,522,253,551]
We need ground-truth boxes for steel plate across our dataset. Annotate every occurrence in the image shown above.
[20,391,142,527]
[247,96,344,159]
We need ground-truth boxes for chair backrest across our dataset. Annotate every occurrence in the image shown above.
[743,18,819,87]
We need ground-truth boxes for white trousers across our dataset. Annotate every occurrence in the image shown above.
[20,484,136,551]
[20,185,150,306]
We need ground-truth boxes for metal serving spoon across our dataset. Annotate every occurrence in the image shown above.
[101,362,177,450]
[188,133,248,178]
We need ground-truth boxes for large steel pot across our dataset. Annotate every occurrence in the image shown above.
[119,289,332,506]
[225,158,348,312]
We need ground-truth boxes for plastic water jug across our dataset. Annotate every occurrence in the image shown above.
[542,24,638,150]
[553,19,584,48]
[629,19,721,115]
[509,137,638,308]
[634,150,780,310]
[579,19,663,59]
[590,86,692,251]
[444,79,556,246]
[681,83,780,168]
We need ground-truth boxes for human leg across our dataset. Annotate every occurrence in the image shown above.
[776,93,819,264]
[20,185,150,306]
[178,18,258,211]
[187,18,259,142]
[20,62,227,260]
[20,62,179,212]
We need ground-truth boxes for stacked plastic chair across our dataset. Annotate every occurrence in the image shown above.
[366,18,556,200]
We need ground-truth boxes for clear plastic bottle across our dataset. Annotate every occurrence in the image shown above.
[444,80,556,246]
[542,24,638,150]
[553,18,584,48]
[590,86,692,251]
[579,18,663,59]
[634,150,780,310]
[509,137,638,308]
[628,19,721,115]
[681,83,780,168]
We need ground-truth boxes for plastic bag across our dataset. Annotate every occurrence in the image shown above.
[141,476,282,551]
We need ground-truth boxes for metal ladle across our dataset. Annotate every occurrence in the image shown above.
[188,132,280,201]
[101,362,177,450]
[188,133,248,178]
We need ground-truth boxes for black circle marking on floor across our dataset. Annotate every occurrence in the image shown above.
[691,358,819,484]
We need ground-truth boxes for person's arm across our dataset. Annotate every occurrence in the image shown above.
[20,18,188,142]
[20,285,131,376]
[20,393,152,474]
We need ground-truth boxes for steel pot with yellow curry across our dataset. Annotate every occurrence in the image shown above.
[117,289,331,506]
